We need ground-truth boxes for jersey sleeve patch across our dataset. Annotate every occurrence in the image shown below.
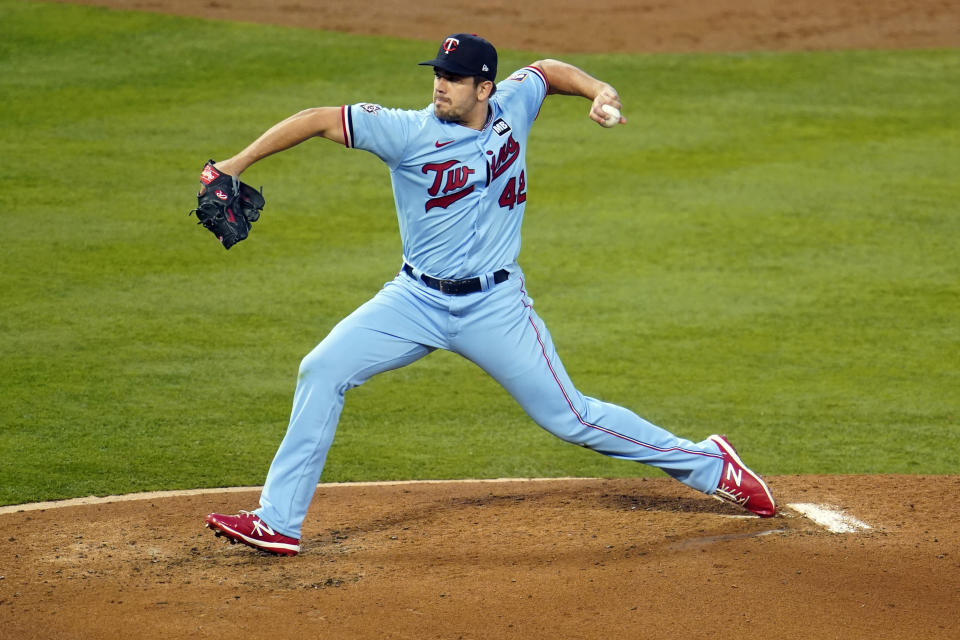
[524,65,549,93]
[343,103,387,149]
[506,66,548,92]
[358,103,383,115]
[495,66,549,124]
[346,103,415,168]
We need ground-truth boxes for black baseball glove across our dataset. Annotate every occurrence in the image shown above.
[190,160,265,250]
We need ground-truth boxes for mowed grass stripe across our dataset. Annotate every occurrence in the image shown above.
[1,1,957,505]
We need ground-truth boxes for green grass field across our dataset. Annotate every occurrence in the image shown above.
[1,0,957,506]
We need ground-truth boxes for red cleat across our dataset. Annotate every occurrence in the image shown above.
[205,511,300,556]
[709,434,776,517]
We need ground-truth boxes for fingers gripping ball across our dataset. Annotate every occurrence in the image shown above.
[600,104,622,128]
[189,161,265,250]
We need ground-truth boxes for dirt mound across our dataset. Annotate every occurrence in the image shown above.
[2,476,958,639]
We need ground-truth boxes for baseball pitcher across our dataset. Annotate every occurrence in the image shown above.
[199,34,775,556]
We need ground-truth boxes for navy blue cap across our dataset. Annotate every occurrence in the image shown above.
[419,33,497,82]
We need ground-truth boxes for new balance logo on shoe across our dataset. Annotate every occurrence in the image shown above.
[709,434,776,517]
[724,463,743,488]
[251,519,275,537]
[205,511,300,556]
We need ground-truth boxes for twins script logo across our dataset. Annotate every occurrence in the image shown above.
[487,134,520,181]
[421,134,523,213]
[422,160,475,212]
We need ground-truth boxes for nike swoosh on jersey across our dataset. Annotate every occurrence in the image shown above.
[435,140,455,148]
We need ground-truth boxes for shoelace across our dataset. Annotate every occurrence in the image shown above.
[716,485,748,505]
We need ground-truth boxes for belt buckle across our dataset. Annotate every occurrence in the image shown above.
[438,278,457,294]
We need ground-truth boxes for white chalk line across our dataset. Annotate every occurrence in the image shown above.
[0,477,595,515]
[787,502,872,533]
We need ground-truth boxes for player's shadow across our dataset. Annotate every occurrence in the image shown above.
[595,491,746,516]
[308,486,745,546]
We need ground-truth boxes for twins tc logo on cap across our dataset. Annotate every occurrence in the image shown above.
[419,33,498,82]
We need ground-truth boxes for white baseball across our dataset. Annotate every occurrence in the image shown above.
[600,104,621,128]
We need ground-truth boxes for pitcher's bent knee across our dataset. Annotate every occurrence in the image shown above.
[296,346,350,393]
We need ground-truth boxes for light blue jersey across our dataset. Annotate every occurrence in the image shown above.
[342,66,547,279]
[253,65,732,539]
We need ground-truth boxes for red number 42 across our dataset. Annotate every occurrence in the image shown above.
[498,171,526,210]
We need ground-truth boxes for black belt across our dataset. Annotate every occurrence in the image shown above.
[403,263,509,295]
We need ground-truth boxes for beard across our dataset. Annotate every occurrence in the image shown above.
[433,99,466,124]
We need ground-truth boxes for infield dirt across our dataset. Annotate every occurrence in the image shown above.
[5,1,960,638]
[2,476,958,639]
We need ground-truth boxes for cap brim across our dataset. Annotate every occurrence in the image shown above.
[418,58,476,77]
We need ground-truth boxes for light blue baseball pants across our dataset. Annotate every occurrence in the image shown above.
[256,268,725,538]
